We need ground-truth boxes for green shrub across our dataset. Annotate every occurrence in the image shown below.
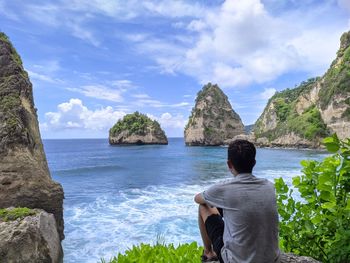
[275,135,350,262]
[0,207,36,221]
[287,105,329,140]
[101,242,202,263]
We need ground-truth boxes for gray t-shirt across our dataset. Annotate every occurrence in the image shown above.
[202,173,280,263]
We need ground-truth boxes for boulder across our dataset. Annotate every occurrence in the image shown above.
[0,208,63,263]
[0,33,64,239]
[281,253,321,263]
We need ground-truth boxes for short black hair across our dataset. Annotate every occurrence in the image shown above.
[228,139,256,173]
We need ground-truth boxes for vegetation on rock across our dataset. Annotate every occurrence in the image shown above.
[275,135,350,262]
[319,32,350,110]
[0,32,24,67]
[0,207,36,222]
[255,78,329,141]
[110,112,164,137]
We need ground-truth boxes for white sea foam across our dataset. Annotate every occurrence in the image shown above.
[62,169,300,263]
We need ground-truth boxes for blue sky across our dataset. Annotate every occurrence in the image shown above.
[1,0,349,138]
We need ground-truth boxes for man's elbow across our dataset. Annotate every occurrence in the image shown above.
[194,193,205,204]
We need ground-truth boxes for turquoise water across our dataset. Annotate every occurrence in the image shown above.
[43,138,327,263]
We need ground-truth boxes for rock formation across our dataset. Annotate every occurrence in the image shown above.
[0,32,64,245]
[254,31,350,147]
[109,111,168,145]
[0,208,62,262]
[185,83,245,146]
[280,253,320,263]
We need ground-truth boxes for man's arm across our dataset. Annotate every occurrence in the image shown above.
[194,192,206,204]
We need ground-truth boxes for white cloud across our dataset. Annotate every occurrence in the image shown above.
[130,0,348,88]
[260,88,276,100]
[132,93,151,99]
[147,112,187,129]
[0,0,20,21]
[158,112,187,129]
[110,80,137,91]
[142,1,206,18]
[42,99,187,137]
[27,70,58,83]
[42,98,126,131]
[134,98,190,108]
[66,79,136,102]
[66,21,100,47]
[26,60,63,84]
[68,85,124,102]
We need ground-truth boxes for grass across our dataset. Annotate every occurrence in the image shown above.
[100,242,203,263]
[0,207,36,222]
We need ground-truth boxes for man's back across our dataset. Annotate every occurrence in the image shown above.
[203,173,280,263]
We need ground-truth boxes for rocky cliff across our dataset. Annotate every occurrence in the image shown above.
[184,83,245,146]
[0,208,62,262]
[0,32,64,243]
[254,31,350,147]
[109,112,168,145]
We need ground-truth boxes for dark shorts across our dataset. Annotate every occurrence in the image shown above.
[205,214,224,263]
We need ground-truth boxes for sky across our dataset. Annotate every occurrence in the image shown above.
[0,0,349,138]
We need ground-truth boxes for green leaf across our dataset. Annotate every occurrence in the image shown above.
[321,202,336,210]
[324,142,340,153]
[292,176,301,186]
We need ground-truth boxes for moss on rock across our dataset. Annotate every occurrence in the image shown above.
[0,207,36,222]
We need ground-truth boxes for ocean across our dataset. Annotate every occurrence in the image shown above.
[43,138,328,263]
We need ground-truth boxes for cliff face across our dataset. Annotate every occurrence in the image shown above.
[109,112,168,145]
[0,33,64,240]
[254,31,350,147]
[184,83,245,146]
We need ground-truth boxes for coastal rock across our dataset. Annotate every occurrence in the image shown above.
[270,132,318,148]
[0,208,63,263]
[281,253,320,263]
[109,112,168,145]
[254,30,350,148]
[256,137,270,147]
[224,134,256,145]
[185,83,244,146]
[0,33,64,239]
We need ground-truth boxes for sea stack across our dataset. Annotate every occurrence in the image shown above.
[109,111,168,145]
[184,83,245,146]
[0,33,64,261]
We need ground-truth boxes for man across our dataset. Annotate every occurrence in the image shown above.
[194,139,280,263]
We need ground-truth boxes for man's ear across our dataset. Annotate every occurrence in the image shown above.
[227,160,233,169]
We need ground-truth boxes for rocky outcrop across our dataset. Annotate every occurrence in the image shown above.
[0,33,64,239]
[280,253,320,263]
[185,83,245,146]
[254,31,350,148]
[224,134,256,145]
[109,112,168,145]
[0,208,62,263]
